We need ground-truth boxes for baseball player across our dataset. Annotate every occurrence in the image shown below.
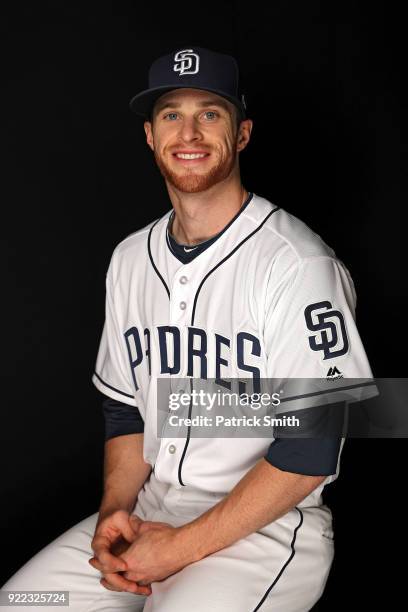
[1,46,375,611]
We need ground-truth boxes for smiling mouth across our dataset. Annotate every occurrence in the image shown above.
[172,153,210,163]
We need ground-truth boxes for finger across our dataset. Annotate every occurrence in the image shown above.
[123,570,139,581]
[89,553,126,574]
[110,511,141,543]
[89,557,104,572]
[89,557,121,573]
[137,584,152,596]
[93,547,127,572]
[92,534,127,568]
[101,573,152,596]
[95,510,139,547]
[101,572,137,592]
[100,577,122,592]
[91,534,112,557]
[129,514,144,532]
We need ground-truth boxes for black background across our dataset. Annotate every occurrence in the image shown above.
[2,1,406,608]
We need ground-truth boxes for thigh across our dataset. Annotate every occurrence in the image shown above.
[0,513,147,612]
[144,507,334,612]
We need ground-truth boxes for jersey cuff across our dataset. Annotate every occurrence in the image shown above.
[92,372,137,407]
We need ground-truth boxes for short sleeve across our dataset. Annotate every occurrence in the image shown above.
[92,260,137,407]
[263,255,375,476]
[264,255,374,381]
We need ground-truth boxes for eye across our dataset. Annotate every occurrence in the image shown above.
[204,111,218,120]
[164,112,178,120]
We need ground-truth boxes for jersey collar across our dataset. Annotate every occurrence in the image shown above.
[165,192,254,264]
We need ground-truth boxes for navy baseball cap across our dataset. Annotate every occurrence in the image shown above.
[129,46,247,120]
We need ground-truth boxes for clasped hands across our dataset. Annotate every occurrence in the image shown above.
[89,510,189,596]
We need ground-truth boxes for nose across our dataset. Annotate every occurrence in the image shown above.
[178,116,203,143]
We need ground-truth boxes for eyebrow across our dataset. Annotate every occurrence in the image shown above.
[153,98,231,115]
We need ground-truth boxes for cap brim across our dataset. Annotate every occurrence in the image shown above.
[129,85,246,119]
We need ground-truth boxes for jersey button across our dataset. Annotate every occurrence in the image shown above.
[179,301,187,310]
[168,444,176,454]
[179,275,188,284]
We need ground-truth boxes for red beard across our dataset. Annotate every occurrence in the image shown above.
[153,148,237,193]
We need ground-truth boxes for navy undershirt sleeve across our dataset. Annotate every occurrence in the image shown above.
[101,396,145,441]
[264,437,342,476]
[264,402,345,476]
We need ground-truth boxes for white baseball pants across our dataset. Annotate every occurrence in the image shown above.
[1,500,334,611]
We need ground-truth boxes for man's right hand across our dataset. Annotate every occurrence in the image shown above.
[89,509,152,596]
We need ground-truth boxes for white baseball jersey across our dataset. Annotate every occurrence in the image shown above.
[2,192,375,612]
[91,191,374,516]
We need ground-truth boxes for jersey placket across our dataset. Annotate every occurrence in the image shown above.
[153,262,195,488]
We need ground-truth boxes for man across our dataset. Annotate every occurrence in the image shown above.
[1,46,374,611]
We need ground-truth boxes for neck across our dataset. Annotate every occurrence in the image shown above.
[167,180,249,246]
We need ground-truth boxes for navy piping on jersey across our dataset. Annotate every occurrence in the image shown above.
[148,217,170,298]
[251,507,304,611]
[190,205,280,326]
[93,371,134,399]
[280,380,377,404]
[178,205,281,486]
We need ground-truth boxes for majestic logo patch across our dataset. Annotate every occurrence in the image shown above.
[304,301,349,360]
[174,49,200,76]
[326,366,343,380]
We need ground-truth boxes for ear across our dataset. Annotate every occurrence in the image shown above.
[237,119,253,152]
[144,121,154,151]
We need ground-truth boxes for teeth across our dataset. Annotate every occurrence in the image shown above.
[176,153,208,159]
